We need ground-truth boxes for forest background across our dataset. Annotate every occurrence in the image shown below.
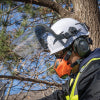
[0,0,100,100]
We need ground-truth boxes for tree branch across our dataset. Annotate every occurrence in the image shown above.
[0,75,62,87]
[11,0,70,17]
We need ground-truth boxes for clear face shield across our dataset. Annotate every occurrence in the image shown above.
[12,24,72,79]
[12,25,50,58]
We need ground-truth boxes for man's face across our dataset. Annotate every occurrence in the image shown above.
[54,49,72,78]
[54,49,81,78]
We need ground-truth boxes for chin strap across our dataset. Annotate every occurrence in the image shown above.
[64,50,72,61]
[71,59,82,68]
[70,59,83,78]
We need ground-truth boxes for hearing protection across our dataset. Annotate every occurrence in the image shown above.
[54,51,72,78]
[73,37,92,58]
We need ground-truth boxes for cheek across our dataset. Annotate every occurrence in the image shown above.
[69,57,76,64]
[71,56,80,64]
[71,58,76,63]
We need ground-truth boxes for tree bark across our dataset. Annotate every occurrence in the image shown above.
[72,0,100,49]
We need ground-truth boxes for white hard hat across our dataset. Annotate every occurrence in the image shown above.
[47,18,89,55]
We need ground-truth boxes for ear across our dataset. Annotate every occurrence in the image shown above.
[73,37,90,58]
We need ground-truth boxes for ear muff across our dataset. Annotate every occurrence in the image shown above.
[73,37,91,58]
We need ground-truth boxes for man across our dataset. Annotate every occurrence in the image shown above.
[35,18,100,100]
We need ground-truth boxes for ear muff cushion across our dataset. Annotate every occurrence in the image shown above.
[73,37,90,57]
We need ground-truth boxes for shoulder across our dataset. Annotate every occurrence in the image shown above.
[77,59,100,100]
[80,48,100,68]
[78,59,100,84]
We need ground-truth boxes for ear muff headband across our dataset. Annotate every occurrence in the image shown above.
[73,37,90,58]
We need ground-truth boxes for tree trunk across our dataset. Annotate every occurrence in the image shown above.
[11,0,100,49]
[72,0,100,49]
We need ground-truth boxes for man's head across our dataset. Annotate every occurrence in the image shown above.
[47,18,92,78]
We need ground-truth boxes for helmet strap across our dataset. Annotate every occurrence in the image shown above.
[71,59,82,68]
[64,50,72,61]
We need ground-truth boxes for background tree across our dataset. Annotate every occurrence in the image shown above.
[0,0,100,100]
[11,0,100,48]
[72,0,100,49]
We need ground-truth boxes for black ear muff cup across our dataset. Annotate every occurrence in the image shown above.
[73,37,90,58]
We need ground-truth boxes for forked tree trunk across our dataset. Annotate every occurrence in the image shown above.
[72,0,100,49]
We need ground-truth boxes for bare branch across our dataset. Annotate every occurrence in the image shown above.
[5,80,13,100]
[0,4,23,16]
[0,75,62,87]
[11,0,70,17]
